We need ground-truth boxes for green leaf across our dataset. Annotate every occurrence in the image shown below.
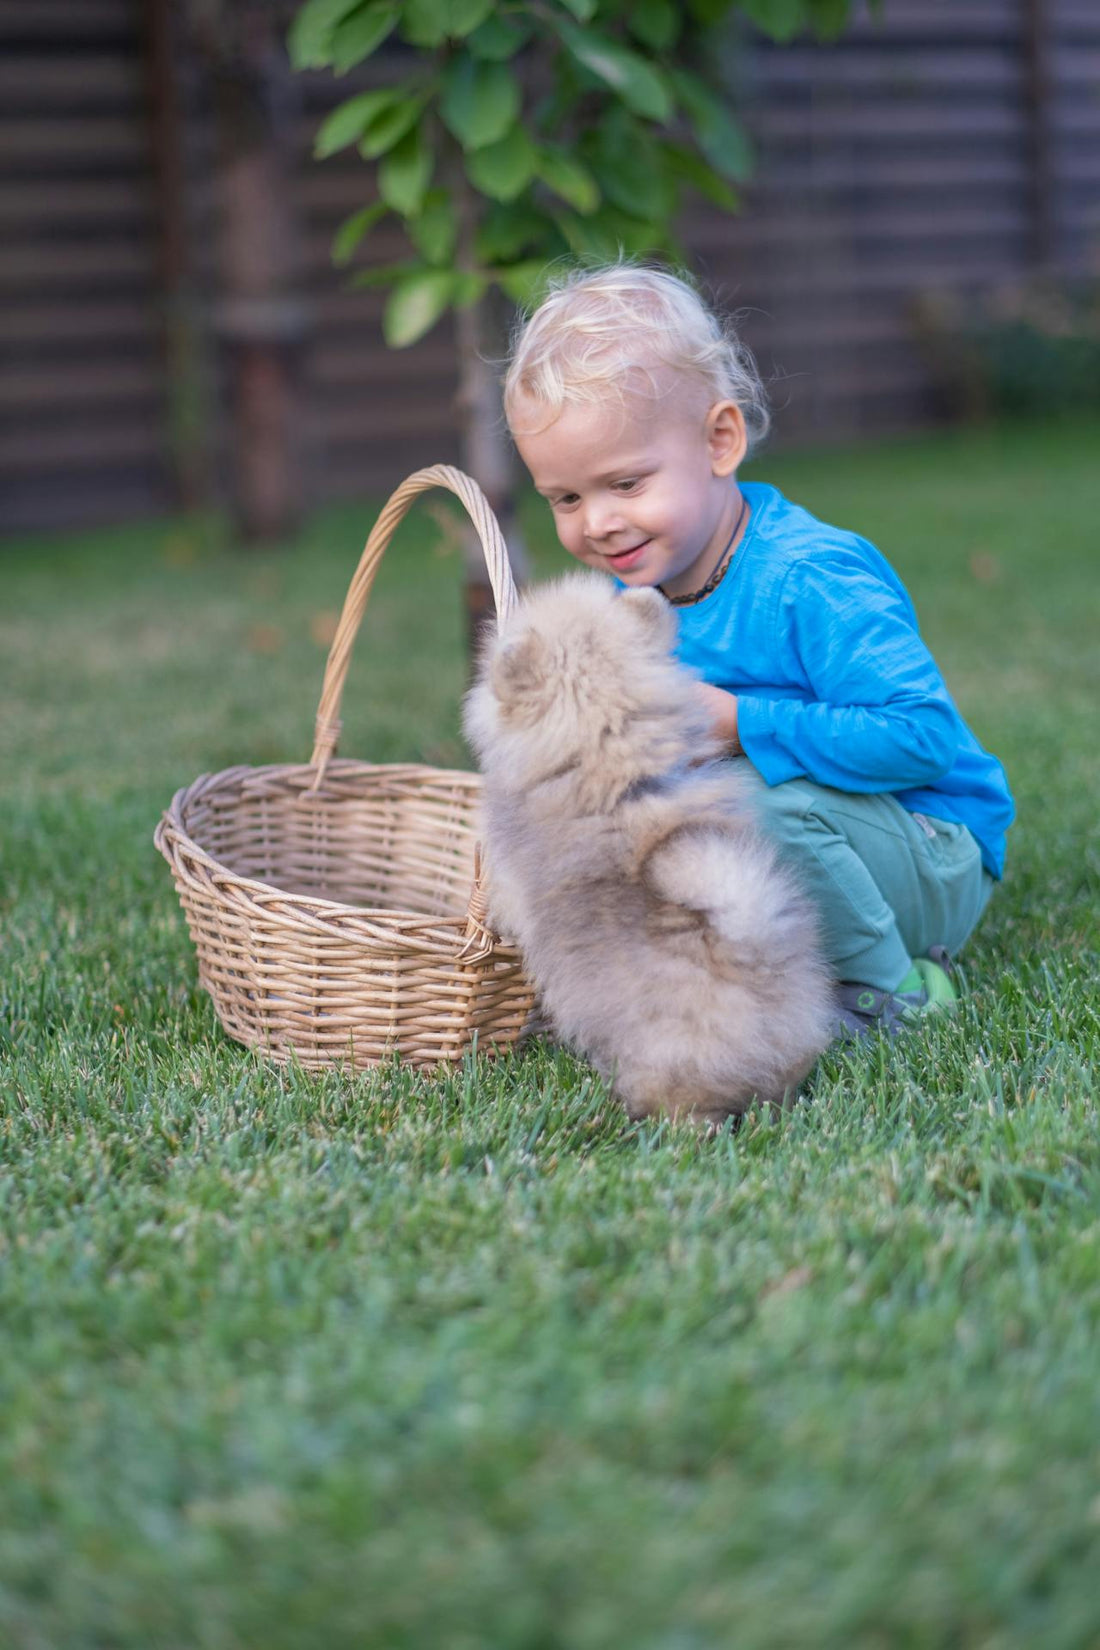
[661,140,739,211]
[739,0,805,42]
[605,207,671,258]
[378,123,433,216]
[314,89,396,158]
[445,0,496,36]
[465,124,538,202]
[331,200,388,265]
[466,14,533,59]
[807,0,851,37]
[358,93,427,159]
[348,260,420,289]
[491,260,550,306]
[626,0,682,52]
[536,148,600,215]
[670,67,753,181]
[583,109,674,221]
[554,204,667,261]
[688,0,734,22]
[557,0,597,18]
[440,58,521,151]
[406,189,458,265]
[474,200,549,262]
[331,1,399,72]
[453,271,488,309]
[399,0,449,46]
[383,268,457,346]
[400,0,494,47]
[556,21,672,123]
[287,0,362,69]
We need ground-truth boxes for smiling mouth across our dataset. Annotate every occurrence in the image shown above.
[606,540,651,562]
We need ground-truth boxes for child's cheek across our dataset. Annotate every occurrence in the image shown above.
[559,522,583,558]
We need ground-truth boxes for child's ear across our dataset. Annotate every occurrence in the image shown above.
[490,627,552,707]
[706,401,747,477]
[620,587,676,651]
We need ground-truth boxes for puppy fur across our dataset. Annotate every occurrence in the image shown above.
[464,573,835,1125]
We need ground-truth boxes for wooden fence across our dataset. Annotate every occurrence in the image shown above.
[1,0,1097,533]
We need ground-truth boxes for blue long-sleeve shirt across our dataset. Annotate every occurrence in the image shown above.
[671,482,1014,877]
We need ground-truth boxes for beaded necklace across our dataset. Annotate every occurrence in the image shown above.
[659,493,749,608]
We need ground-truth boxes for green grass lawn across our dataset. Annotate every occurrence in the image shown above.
[2,419,1099,1648]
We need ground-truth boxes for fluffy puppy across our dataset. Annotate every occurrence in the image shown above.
[464,573,834,1125]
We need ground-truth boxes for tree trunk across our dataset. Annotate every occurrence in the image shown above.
[451,167,531,667]
[453,296,524,655]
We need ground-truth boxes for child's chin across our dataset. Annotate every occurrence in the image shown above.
[609,554,662,586]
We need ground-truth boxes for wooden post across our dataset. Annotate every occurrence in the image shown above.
[144,0,210,511]
[209,0,306,542]
[1024,0,1055,271]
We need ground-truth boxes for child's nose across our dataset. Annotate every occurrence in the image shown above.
[583,498,625,540]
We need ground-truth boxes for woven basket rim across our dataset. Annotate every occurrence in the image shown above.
[178,756,483,793]
[157,757,489,958]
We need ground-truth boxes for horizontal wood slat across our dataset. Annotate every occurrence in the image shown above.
[0,298,158,347]
[0,116,148,168]
[758,47,1027,90]
[0,0,138,38]
[0,359,161,411]
[843,1,1021,35]
[0,55,144,107]
[311,402,459,447]
[0,240,156,292]
[0,177,154,225]
[0,419,165,472]
[752,104,1025,143]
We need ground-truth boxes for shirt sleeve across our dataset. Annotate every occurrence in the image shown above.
[735,553,960,791]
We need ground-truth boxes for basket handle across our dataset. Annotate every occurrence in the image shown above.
[309,464,518,786]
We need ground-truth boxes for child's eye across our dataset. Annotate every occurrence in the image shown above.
[553,494,579,508]
[613,478,640,493]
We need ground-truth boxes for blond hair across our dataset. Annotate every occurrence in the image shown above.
[503,263,770,450]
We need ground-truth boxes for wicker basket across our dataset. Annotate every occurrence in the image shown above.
[155,465,536,1071]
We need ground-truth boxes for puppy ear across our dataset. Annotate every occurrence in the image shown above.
[619,586,676,651]
[490,627,553,706]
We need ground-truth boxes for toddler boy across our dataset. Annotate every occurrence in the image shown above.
[502,264,1014,1035]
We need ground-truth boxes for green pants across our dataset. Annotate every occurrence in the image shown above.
[742,765,995,990]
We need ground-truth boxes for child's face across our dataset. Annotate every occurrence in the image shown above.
[512,381,745,597]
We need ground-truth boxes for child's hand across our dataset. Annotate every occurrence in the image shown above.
[696,683,742,755]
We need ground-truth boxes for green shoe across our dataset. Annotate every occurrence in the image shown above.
[892,948,958,1021]
[911,947,958,1012]
[833,949,958,1041]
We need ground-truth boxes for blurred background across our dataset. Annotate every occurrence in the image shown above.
[2,0,1098,540]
